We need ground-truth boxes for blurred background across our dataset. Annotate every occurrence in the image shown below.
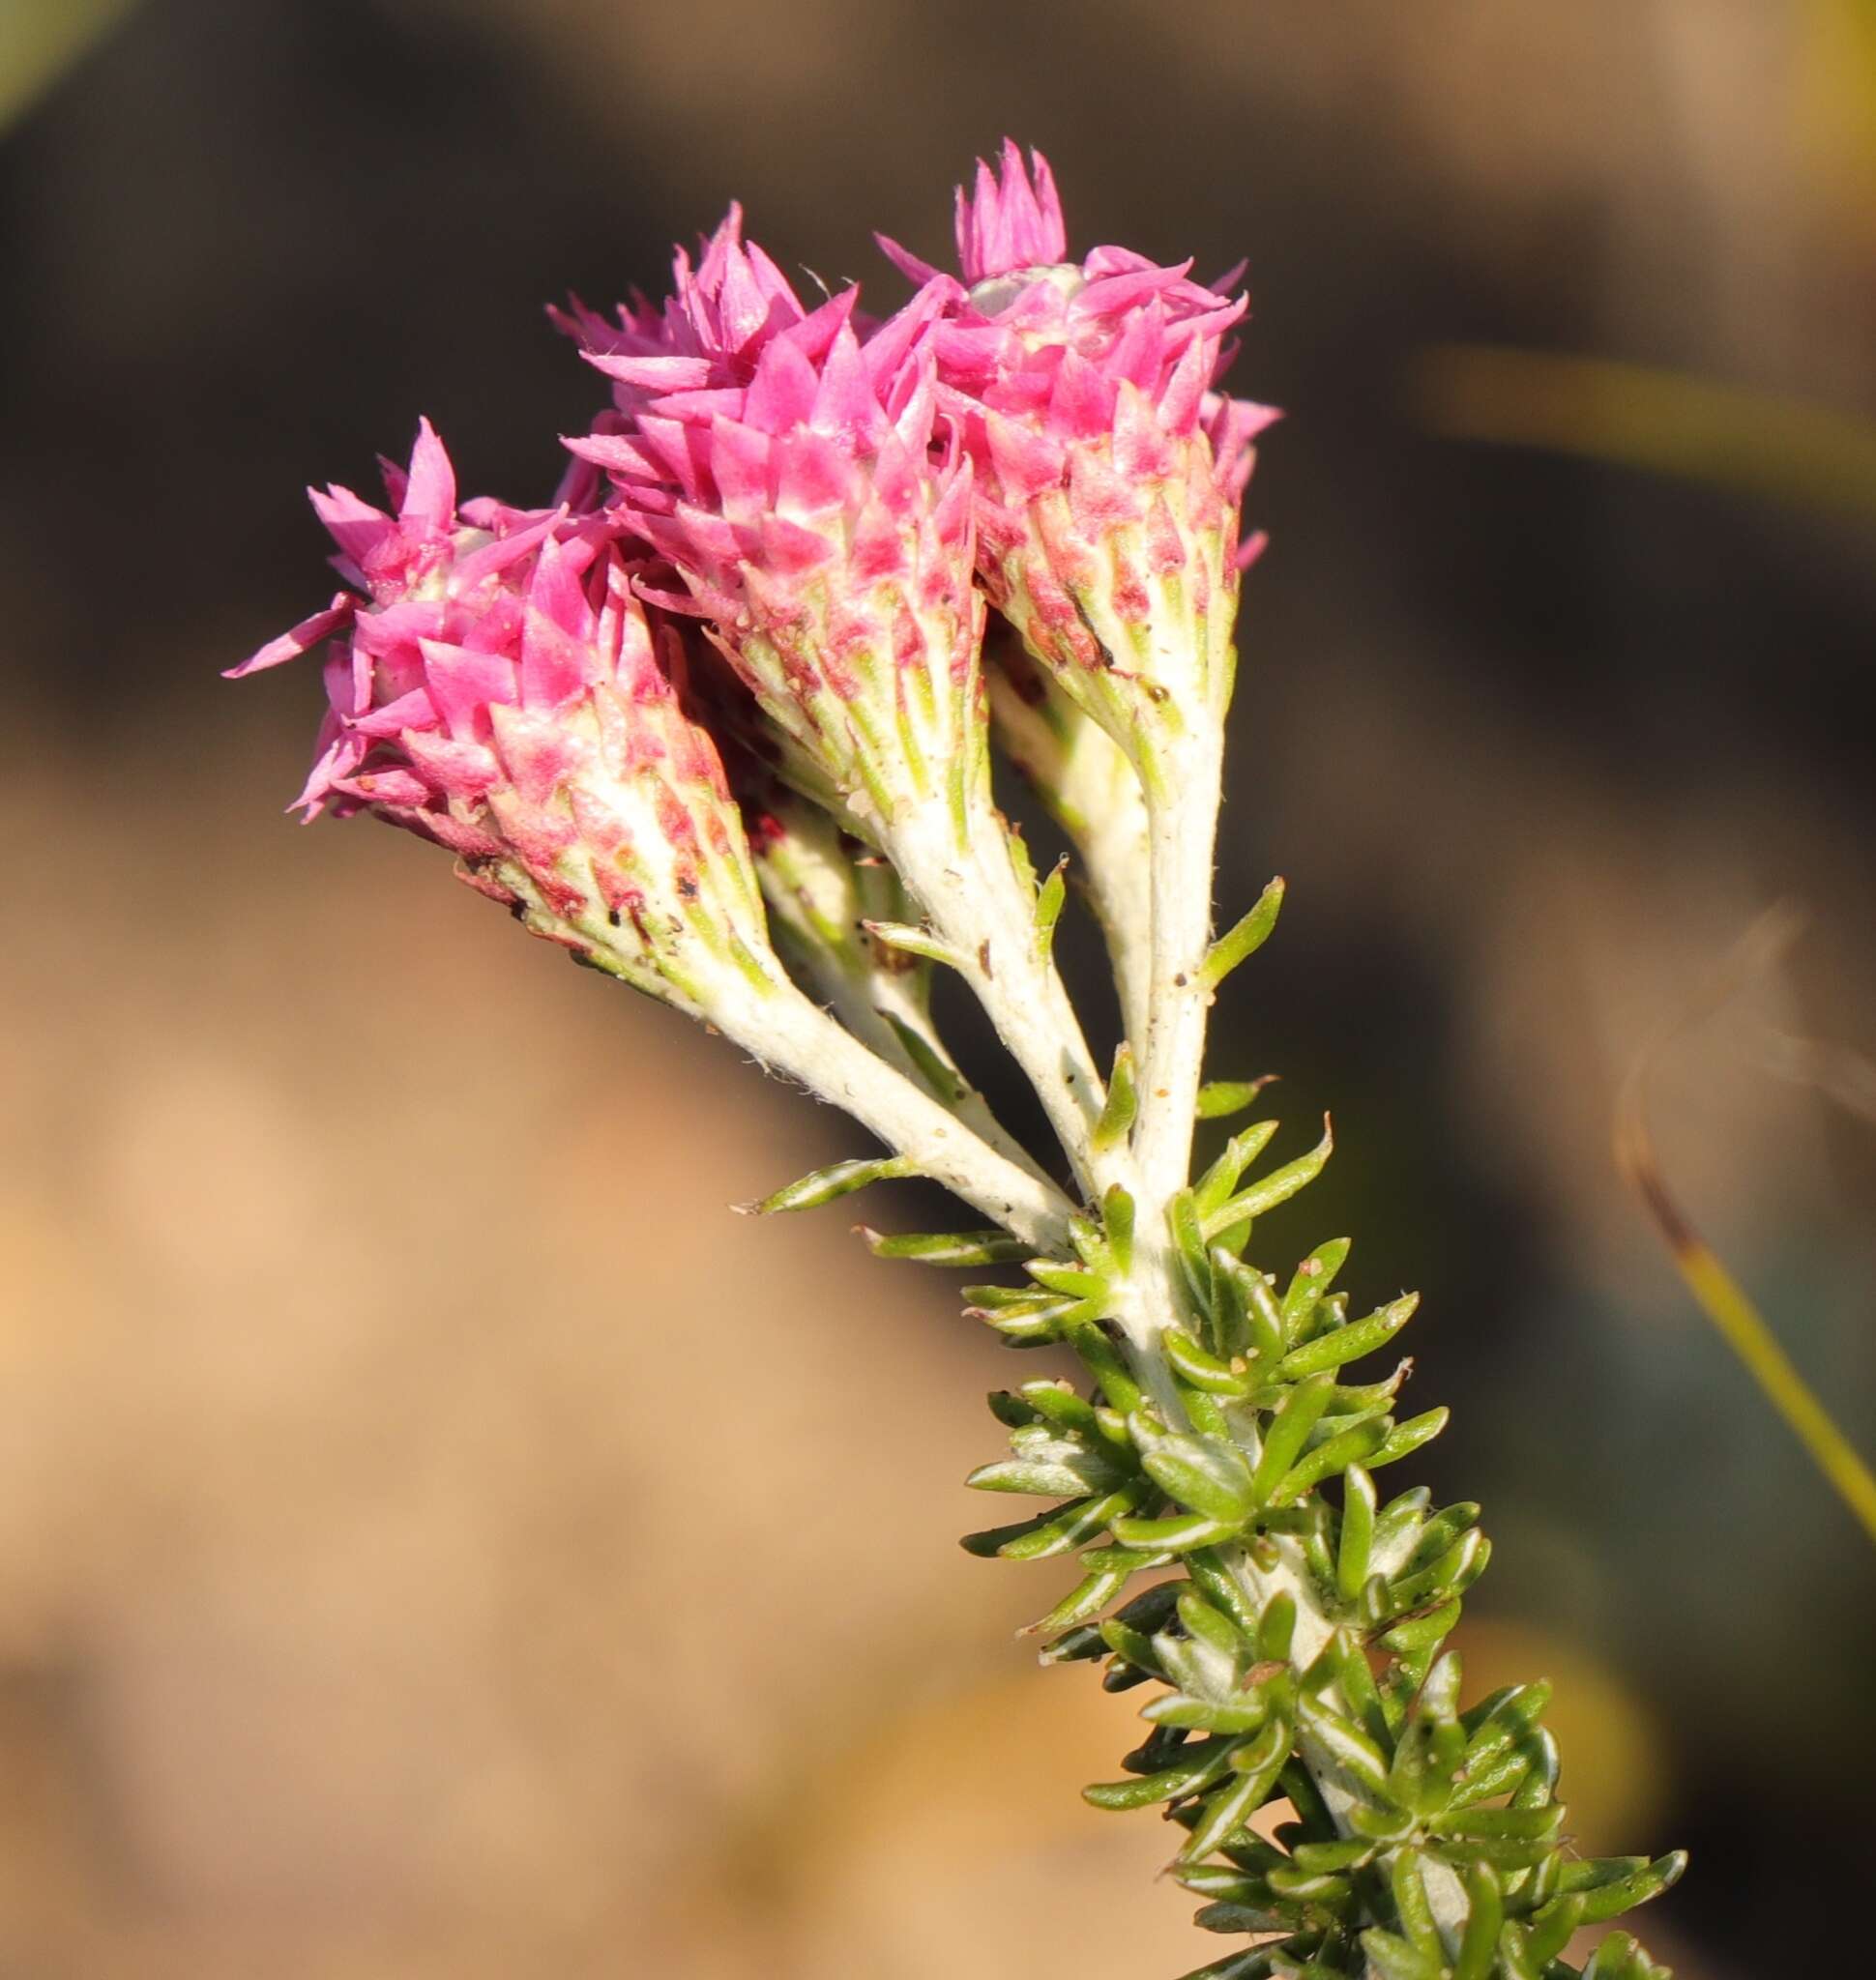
[3,1,1874,1972]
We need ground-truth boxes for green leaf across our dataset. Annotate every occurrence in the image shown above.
[1368,1408,1451,1470]
[1336,1464,1378,1601]
[1168,1188,1217,1321]
[1166,1326,1254,1396]
[1205,1116,1334,1237]
[1196,1118,1281,1220]
[960,1482,1146,1560]
[860,1226,1032,1266]
[1274,1416,1391,1501]
[1377,1597,1463,1656]
[746,1153,916,1213]
[1179,1762,1273,1864]
[1065,1322,1145,1414]
[1279,1238,1351,1341]
[860,918,961,968]
[1101,1182,1136,1274]
[1219,1257,1285,1364]
[1452,1862,1504,1980]
[1523,1893,1587,1966]
[1110,1509,1246,1553]
[1196,1076,1278,1121]
[1358,1930,1442,1980]
[1294,1692,1393,1802]
[876,1009,969,1102]
[1389,1529,1492,1612]
[1084,1736,1236,1810]
[1142,1430,1259,1525]
[1034,855,1069,961]
[1434,1803,1567,1845]
[1095,1040,1140,1151]
[1389,1849,1445,1957]
[1275,1294,1419,1379]
[1199,875,1285,990]
[1568,1852,1687,1925]
[1580,1931,1671,1979]
[1250,1372,1335,1506]
[1256,1589,1297,1662]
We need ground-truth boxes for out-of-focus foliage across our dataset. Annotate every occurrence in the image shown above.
[0,0,139,132]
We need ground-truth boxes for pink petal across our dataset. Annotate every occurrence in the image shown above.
[873,231,942,286]
[744,335,820,435]
[419,638,519,741]
[401,417,457,534]
[585,351,715,392]
[224,593,354,678]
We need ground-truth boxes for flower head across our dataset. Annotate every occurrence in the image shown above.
[229,422,776,1017]
[881,144,1276,781]
[563,210,985,839]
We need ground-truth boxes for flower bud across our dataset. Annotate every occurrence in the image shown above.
[229,422,777,1020]
[565,209,984,844]
[882,142,1277,793]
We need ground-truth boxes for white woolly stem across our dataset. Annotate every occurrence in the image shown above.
[1132,725,1224,1214]
[887,803,1108,1196]
[721,980,1077,1253]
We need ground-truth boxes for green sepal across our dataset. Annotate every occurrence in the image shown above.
[860,1226,1031,1266]
[747,1153,916,1213]
[1199,875,1285,990]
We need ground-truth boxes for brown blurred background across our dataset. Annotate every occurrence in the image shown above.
[3,1,1874,1973]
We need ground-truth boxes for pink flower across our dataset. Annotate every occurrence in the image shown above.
[880,142,1277,772]
[561,209,984,838]
[229,422,775,1013]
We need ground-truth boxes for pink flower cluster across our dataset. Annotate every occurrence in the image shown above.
[234,143,1268,1002]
